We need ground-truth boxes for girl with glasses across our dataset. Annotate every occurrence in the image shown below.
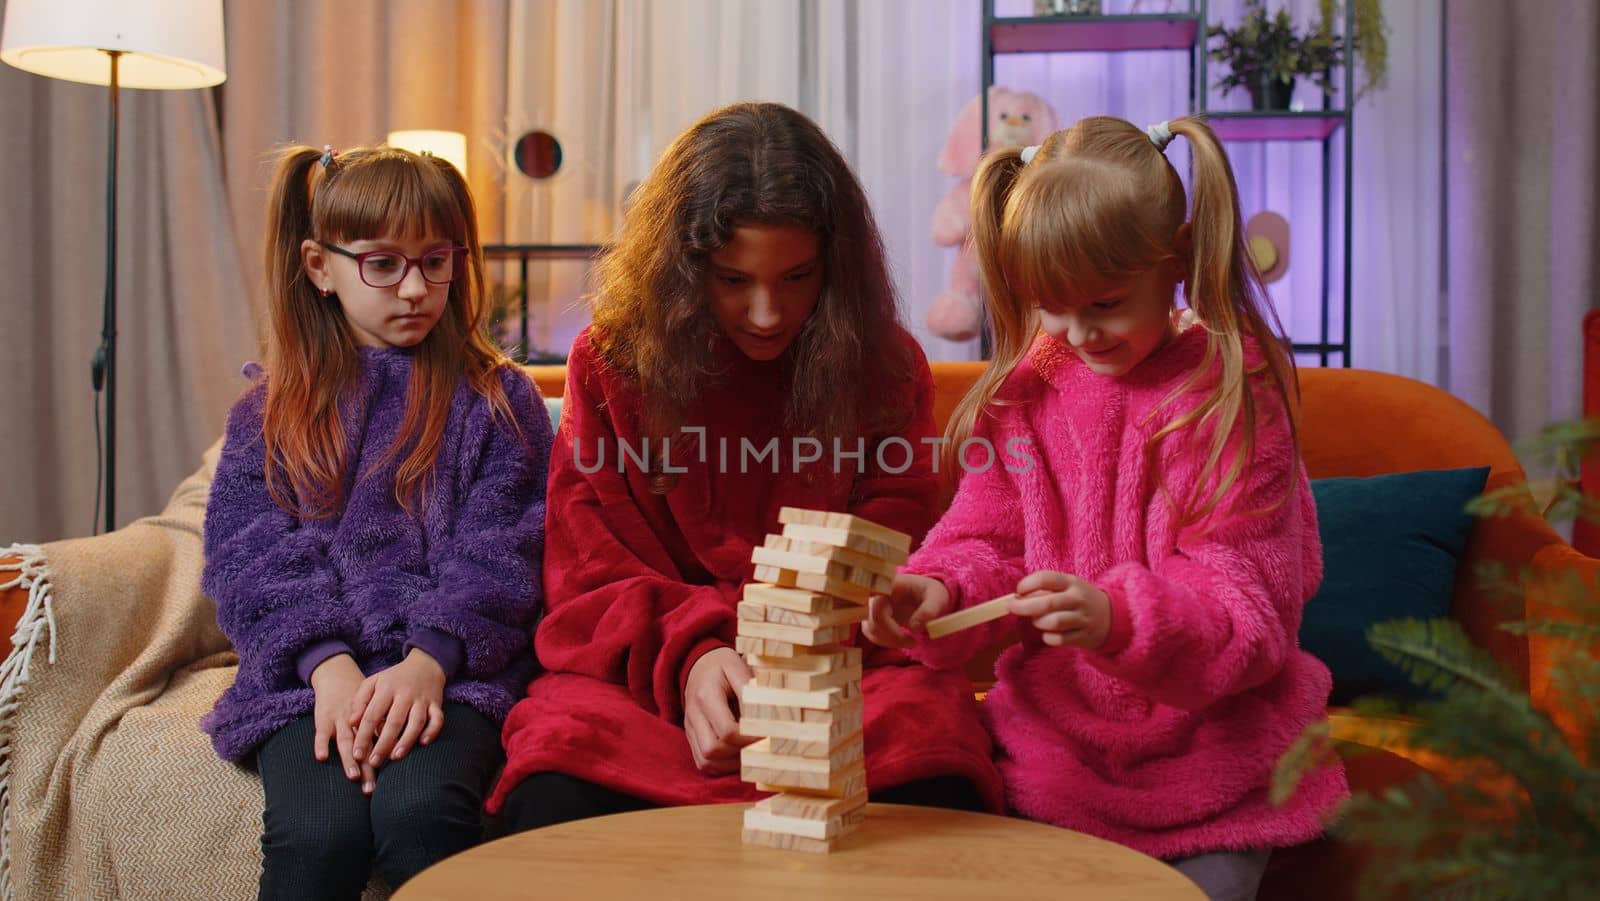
[200,144,551,899]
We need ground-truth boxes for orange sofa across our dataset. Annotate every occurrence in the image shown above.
[2,362,1593,900]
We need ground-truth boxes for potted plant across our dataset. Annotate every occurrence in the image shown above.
[1207,0,1387,111]
[1274,418,1600,898]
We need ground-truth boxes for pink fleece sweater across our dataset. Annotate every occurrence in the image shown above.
[905,326,1348,859]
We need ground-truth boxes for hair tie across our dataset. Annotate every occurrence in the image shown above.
[1019,145,1040,165]
[1145,121,1173,151]
[319,144,336,168]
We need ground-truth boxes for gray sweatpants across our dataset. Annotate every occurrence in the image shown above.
[1167,848,1272,901]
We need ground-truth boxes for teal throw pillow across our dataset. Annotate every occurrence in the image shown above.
[1301,466,1490,705]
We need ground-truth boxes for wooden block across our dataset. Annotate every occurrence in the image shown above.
[754,756,868,798]
[747,647,861,673]
[741,826,830,853]
[755,774,868,799]
[925,594,1016,639]
[778,507,912,553]
[742,695,862,730]
[752,668,787,688]
[751,546,855,579]
[753,564,872,604]
[741,682,854,711]
[742,690,860,723]
[766,789,868,821]
[840,564,893,595]
[736,618,851,648]
[744,809,835,841]
[743,582,834,614]
[754,662,862,692]
[742,588,870,630]
[763,603,867,630]
[743,748,866,794]
[753,544,892,595]
[769,731,865,769]
[781,523,908,566]
[769,727,861,758]
[739,601,861,636]
[735,636,807,658]
[741,701,863,743]
[741,736,864,774]
[801,696,861,722]
[741,823,858,854]
[744,796,867,840]
[743,702,804,722]
[766,534,900,583]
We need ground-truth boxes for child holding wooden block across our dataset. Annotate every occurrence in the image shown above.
[487,103,1004,834]
[862,116,1346,899]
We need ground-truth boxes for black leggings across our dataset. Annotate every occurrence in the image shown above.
[254,703,502,900]
[501,771,986,834]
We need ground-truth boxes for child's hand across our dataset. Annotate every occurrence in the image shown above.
[863,574,953,648]
[348,649,446,776]
[1010,570,1111,649]
[683,647,756,775]
[309,654,375,789]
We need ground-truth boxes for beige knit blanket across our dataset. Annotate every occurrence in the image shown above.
[0,443,386,900]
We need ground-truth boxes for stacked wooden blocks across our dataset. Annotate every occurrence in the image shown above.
[737,507,911,852]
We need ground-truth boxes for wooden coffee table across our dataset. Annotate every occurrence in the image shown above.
[394,802,1204,899]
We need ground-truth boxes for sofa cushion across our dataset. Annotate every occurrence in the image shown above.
[1301,466,1490,704]
[546,395,562,433]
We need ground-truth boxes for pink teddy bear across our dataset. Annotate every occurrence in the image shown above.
[928,86,1060,341]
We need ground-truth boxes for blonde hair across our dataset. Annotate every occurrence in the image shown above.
[259,144,516,518]
[952,115,1297,524]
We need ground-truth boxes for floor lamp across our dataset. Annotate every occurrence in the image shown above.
[1,0,226,533]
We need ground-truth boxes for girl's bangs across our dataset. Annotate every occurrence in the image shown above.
[998,160,1171,306]
[319,152,465,244]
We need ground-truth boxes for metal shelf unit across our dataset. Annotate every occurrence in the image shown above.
[980,0,1355,367]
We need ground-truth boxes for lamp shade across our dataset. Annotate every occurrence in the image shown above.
[387,130,469,178]
[1,0,226,89]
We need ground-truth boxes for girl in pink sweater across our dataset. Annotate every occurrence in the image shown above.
[864,116,1347,900]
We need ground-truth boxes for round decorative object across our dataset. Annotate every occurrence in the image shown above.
[514,130,563,179]
[1248,236,1278,274]
[1244,210,1290,283]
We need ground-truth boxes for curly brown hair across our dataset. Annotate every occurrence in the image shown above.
[588,102,915,459]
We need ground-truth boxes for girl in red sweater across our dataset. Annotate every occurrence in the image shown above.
[489,102,1004,829]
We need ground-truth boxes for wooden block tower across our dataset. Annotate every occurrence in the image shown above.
[737,507,910,852]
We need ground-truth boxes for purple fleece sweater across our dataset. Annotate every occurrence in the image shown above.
[200,347,551,762]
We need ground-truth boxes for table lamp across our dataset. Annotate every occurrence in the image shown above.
[387,129,469,178]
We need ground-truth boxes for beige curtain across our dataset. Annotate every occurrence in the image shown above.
[1445,0,1600,443]
[0,0,509,543]
[0,2,255,544]
[222,0,511,306]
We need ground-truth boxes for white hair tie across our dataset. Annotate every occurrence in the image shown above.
[1145,121,1174,151]
[1019,145,1040,164]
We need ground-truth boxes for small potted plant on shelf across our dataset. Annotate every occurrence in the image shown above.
[1208,0,1386,111]
[1034,0,1102,15]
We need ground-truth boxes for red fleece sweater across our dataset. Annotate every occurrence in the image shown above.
[488,327,1004,813]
